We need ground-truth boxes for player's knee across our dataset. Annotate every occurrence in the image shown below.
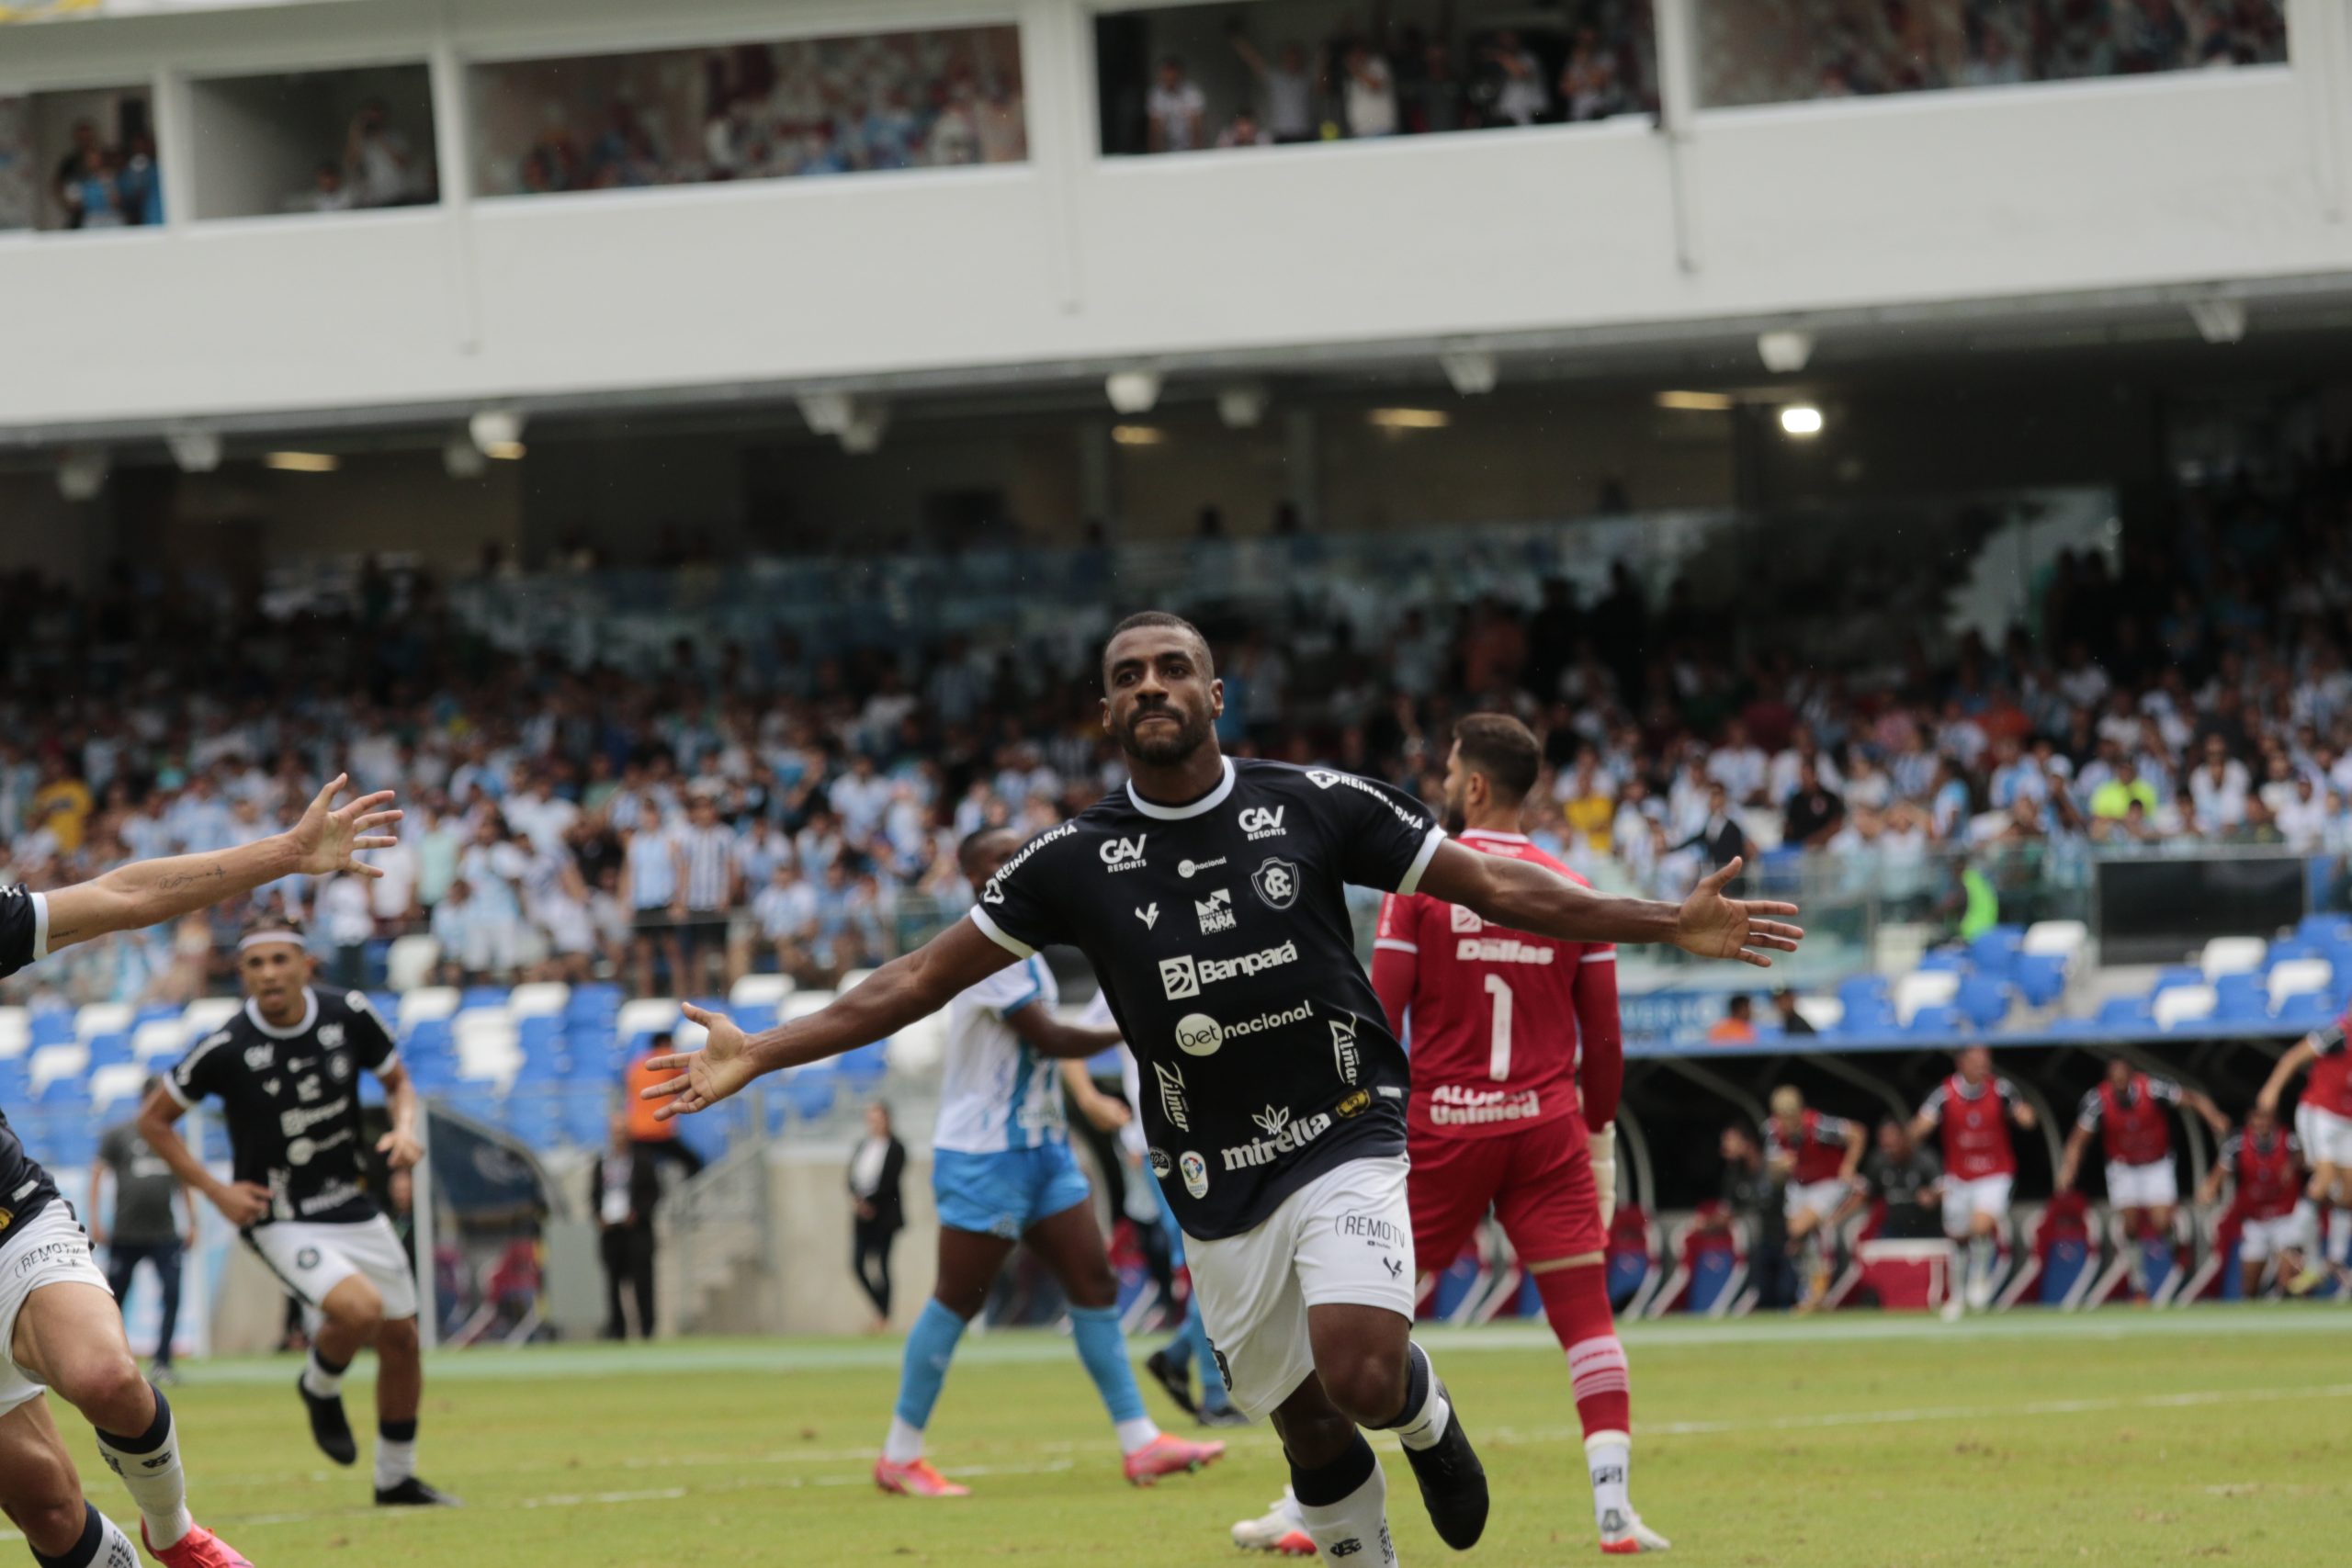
[54,1347,149,1429]
[1062,1258,1117,1311]
[330,1289,387,1342]
[1317,1346,1408,1427]
[376,1314,421,1359]
[931,1283,986,1322]
[5,1492,88,1557]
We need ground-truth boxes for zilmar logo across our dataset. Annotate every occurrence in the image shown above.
[1331,1011,1360,1085]
[1155,1060,1191,1130]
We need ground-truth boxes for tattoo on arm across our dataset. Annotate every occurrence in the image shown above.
[154,863,226,893]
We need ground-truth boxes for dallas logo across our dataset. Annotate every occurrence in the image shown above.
[1195,888,1236,934]
[1100,835,1148,873]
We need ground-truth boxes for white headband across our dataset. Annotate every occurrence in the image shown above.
[237,930,305,952]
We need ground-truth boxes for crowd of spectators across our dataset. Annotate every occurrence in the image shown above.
[294,99,433,213]
[1701,0,2290,108]
[492,28,1026,197]
[44,115,162,230]
[1122,3,1657,155]
[1,447,2347,1006]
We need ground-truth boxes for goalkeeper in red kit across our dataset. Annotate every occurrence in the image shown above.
[1230,714,1666,1557]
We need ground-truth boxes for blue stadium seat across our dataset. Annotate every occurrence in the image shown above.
[517,1015,563,1048]
[1605,1249,1649,1312]
[2040,1239,2090,1304]
[2212,973,2269,1023]
[2276,990,2335,1028]
[507,1095,562,1151]
[368,990,401,1022]
[85,1032,132,1068]
[2262,938,2318,970]
[460,986,509,1013]
[732,1004,779,1036]
[1967,926,2025,977]
[675,1109,729,1165]
[132,1004,183,1030]
[838,1042,888,1089]
[1916,949,1966,974]
[2150,965,2202,997]
[566,984,623,1024]
[1835,998,1896,1037]
[1905,1004,1960,1037]
[1837,975,1890,1010]
[2296,914,2352,948]
[783,1066,839,1121]
[28,1012,73,1048]
[1955,976,2011,1030]
[2097,996,2155,1030]
[1683,1249,1737,1314]
[2013,952,2068,1008]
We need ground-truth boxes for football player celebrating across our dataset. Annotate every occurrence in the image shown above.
[0,774,396,1568]
[138,923,454,1508]
[1910,1046,2037,1312]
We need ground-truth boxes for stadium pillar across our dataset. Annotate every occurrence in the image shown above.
[2287,0,2352,221]
[1651,0,1702,274]
[427,6,483,355]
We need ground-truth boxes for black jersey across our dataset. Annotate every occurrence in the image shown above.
[0,886,62,1245]
[972,757,1445,1238]
[166,987,399,1226]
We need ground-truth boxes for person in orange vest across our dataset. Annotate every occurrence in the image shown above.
[625,1032,705,1179]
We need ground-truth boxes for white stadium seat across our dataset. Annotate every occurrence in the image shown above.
[385,933,441,994]
[89,1063,150,1113]
[886,1012,947,1073]
[729,973,796,1008]
[784,990,837,1022]
[132,1020,188,1065]
[2023,920,2088,967]
[1893,970,1961,1025]
[2199,937,2267,980]
[0,1007,29,1062]
[75,1002,134,1042]
[181,998,241,1037]
[400,987,462,1029]
[28,1043,88,1097]
[2267,958,2334,1010]
[1792,995,1845,1033]
[2153,984,2216,1032]
[616,998,681,1040]
[453,1013,521,1085]
[507,982,570,1018]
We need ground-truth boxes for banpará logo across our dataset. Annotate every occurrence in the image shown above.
[1159,940,1299,999]
[1100,834,1149,872]
[1250,857,1300,910]
[1154,1060,1191,1130]
[1179,855,1227,879]
[981,821,1077,904]
[1173,1000,1313,1057]
[1180,1150,1209,1199]
[1331,1012,1360,1085]
[1194,888,1237,934]
[1334,1089,1371,1119]
[1238,806,1287,840]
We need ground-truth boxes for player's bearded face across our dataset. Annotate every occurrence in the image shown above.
[1103,637,1219,765]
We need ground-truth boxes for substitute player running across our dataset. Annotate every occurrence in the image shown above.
[644,614,1801,1567]
[873,827,1223,1497]
[0,774,396,1568]
[2254,1010,2352,1290]
[2054,1057,2228,1293]
[1910,1046,2036,1313]
[2197,1106,2309,1299]
[138,923,455,1508]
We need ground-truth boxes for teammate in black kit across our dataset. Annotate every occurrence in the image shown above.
[137,924,453,1509]
[0,775,397,1568]
[643,615,1802,1566]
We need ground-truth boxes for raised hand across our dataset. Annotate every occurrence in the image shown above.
[377,1126,424,1170]
[643,1004,760,1120]
[1673,857,1804,968]
[288,773,402,879]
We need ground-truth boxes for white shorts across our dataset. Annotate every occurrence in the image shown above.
[2295,1103,2352,1168]
[2238,1213,2309,1263]
[1186,1156,1417,1422]
[2104,1158,2179,1211]
[1941,1173,2013,1237]
[0,1206,116,1417]
[245,1214,418,1325]
[1785,1179,1849,1224]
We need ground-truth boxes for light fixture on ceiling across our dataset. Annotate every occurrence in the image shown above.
[1779,404,1825,437]
[1758,330,1815,374]
[469,408,526,455]
[165,429,222,473]
[263,451,340,472]
[1367,408,1449,431]
[57,447,109,501]
[1655,390,1735,412]
[1438,349,1498,397]
[1111,424,1166,446]
[1106,368,1163,416]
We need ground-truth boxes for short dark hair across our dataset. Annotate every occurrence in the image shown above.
[1452,713,1541,806]
[1102,611,1215,682]
[957,825,1018,878]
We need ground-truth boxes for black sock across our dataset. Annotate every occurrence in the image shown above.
[380,1418,418,1443]
[29,1504,103,1568]
[1374,1342,1431,1430]
[1290,1430,1378,1507]
[312,1348,351,1377]
[96,1383,173,1454]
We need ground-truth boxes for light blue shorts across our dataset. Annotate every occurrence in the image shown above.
[933,1143,1093,1240]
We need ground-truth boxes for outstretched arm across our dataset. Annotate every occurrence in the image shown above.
[2256,1040,2316,1113]
[1008,1003,1125,1063]
[44,775,398,953]
[645,917,1016,1119]
[1418,847,1802,966]
[2181,1087,2231,1139]
[2055,1122,2092,1190]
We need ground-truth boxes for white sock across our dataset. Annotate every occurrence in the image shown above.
[88,1509,140,1568]
[1296,1458,1397,1566]
[93,1397,193,1552]
[2333,1210,2352,1267]
[374,1434,417,1491]
[1586,1430,1633,1537]
[2291,1200,2319,1255]
[1392,1343,1453,1451]
[882,1416,925,1465]
[1114,1416,1161,1457]
[301,1349,346,1401]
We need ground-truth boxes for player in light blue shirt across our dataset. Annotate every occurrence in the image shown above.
[875,828,1227,1496]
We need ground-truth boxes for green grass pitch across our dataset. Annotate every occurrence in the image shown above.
[41,1307,2349,1566]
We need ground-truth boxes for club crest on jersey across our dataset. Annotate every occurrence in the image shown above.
[1100,835,1148,873]
[1154,1061,1191,1131]
[1251,858,1300,910]
[1335,1089,1371,1119]
[1180,1150,1209,1198]
[1148,1148,1172,1179]
[1449,905,1484,933]
[1194,888,1236,934]
[1238,806,1287,840]
[1331,1012,1360,1085]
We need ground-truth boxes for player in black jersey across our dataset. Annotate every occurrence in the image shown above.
[137,924,453,1510]
[644,615,1802,1567]
[0,775,397,1568]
